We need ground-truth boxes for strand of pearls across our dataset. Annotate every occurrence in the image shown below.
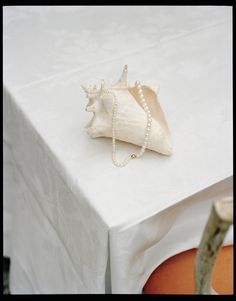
[107,80,152,167]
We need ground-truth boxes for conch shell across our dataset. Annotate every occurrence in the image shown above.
[82,65,173,155]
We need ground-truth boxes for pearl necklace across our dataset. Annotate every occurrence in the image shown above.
[104,81,152,167]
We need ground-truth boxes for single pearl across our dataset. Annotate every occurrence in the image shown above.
[138,151,143,155]
[139,148,144,154]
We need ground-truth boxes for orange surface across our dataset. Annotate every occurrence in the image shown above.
[143,245,233,295]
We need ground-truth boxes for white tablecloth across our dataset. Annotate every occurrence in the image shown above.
[3,6,233,294]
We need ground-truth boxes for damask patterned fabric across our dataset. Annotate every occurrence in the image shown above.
[3,6,233,293]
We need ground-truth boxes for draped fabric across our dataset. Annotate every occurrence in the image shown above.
[3,6,233,293]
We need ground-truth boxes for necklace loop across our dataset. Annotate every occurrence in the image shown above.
[106,81,152,167]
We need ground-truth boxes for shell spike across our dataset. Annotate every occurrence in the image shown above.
[119,64,128,84]
[114,64,128,87]
[81,85,88,94]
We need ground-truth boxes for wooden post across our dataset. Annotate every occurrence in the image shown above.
[195,197,233,295]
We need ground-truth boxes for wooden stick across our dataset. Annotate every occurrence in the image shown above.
[195,197,233,295]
